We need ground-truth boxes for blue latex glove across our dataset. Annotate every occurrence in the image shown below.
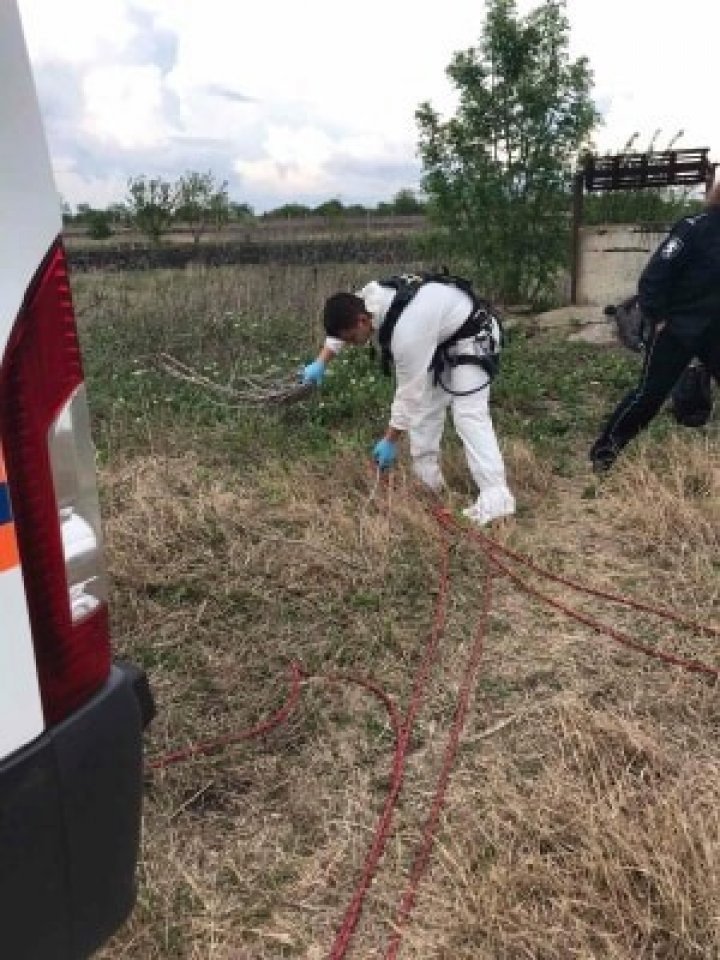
[301,358,326,386]
[372,438,397,470]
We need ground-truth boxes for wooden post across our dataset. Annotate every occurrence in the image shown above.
[706,162,717,196]
[570,171,584,305]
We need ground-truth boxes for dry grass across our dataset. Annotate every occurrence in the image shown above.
[76,260,719,958]
[72,261,421,351]
[96,424,720,959]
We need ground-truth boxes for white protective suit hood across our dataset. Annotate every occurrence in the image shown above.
[357,280,396,330]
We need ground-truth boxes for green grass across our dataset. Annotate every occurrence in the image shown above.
[77,263,720,960]
[77,264,643,474]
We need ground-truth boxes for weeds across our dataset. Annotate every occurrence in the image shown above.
[78,263,720,959]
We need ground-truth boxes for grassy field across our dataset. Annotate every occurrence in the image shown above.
[63,215,427,250]
[74,263,720,960]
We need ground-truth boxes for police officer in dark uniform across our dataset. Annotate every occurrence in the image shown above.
[590,179,720,472]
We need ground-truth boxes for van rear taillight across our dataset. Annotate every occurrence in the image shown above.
[0,240,110,725]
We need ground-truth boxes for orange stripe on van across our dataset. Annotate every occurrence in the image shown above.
[0,522,19,573]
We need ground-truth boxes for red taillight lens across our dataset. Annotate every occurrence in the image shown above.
[0,240,110,725]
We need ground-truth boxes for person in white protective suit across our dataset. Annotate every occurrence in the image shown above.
[301,277,515,526]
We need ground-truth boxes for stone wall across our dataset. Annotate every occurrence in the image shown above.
[576,224,666,306]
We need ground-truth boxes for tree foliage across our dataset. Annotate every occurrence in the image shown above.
[583,189,703,227]
[176,170,229,244]
[390,188,425,215]
[126,175,176,245]
[263,203,312,219]
[416,0,599,303]
[314,198,345,219]
[229,201,254,221]
[86,209,113,240]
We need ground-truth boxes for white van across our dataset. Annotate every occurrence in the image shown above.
[0,3,153,957]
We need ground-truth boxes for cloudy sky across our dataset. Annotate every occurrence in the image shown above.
[17,0,720,213]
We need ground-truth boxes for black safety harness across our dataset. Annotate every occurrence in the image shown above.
[376,272,504,395]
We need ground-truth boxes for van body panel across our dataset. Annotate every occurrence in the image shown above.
[0,450,44,758]
[1,3,154,955]
[0,0,60,359]
[0,564,45,756]
[0,0,57,760]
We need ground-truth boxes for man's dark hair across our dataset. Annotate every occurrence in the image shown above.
[323,292,365,338]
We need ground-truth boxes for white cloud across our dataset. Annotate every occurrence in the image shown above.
[17,0,720,211]
[82,65,170,149]
[236,158,329,197]
[562,0,719,153]
[18,0,137,65]
[52,157,129,210]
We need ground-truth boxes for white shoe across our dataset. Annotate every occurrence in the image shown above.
[462,496,515,527]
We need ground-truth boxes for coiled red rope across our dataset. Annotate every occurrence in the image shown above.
[147,499,719,960]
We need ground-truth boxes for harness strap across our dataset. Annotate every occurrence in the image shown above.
[429,349,500,391]
[429,301,503,390]
[376,275,503,390]
[441,300,496,348]
[378,288,417,375]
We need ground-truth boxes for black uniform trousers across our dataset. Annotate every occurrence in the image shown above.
[591,322,720,465]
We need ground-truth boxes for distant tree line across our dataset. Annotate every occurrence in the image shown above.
[57,2,715,304]
[62,178,428,245]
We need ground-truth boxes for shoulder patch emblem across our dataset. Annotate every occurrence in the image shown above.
[660,236,684,260]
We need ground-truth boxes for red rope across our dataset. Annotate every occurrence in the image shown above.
[438,508,720,639]
[377,509,720,959]
[322,672,402,743]
[384,568,494,959]
[145,497,720,960]
[327,526,453,959]
[147,661,304,770]
[434,508,720,681]
[148,665,403,771]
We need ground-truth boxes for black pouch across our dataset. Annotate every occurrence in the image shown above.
[605,295,652,353]
[670,362,714,427]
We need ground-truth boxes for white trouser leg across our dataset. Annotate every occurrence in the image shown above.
[408,374,450,492]
[448,342,515,523]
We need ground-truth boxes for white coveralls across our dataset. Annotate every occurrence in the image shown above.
[325,280,515,525]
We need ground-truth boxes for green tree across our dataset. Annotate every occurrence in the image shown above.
[86,208,113,240]
[391,188,425,215]
[74,202,92,224]
[263,203,311,219]
[126,175,176,245]
[416,0,599,302]
[229,201,254,221]
[107,202,130,226]
[176,170,229,244]
[314,198,345,219]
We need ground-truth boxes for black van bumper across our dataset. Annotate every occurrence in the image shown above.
[0,662,153,960]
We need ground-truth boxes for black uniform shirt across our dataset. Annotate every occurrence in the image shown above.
[638,207,720,343]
